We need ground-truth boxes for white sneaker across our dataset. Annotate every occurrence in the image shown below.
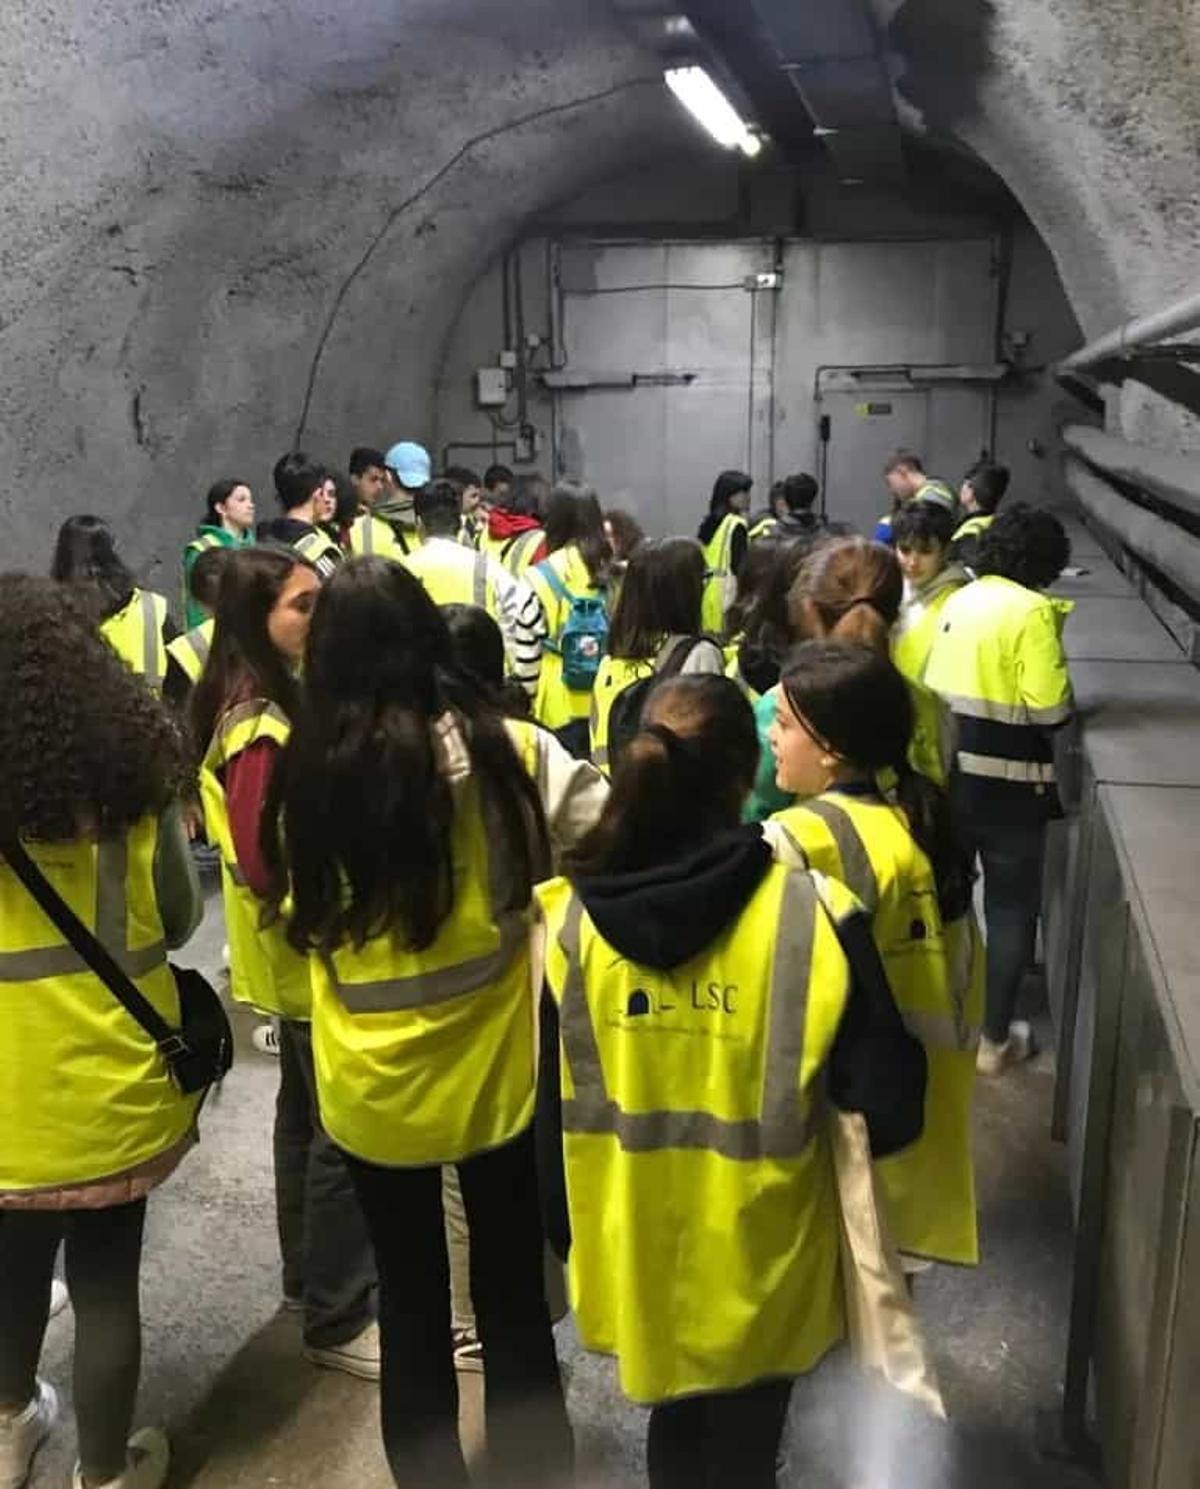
[72,1427,169,1489]
[976,1021,1039,1076]
[49,1279,70,1319]
[251,1023,281,1057]
[0,1381,58,1489]
[304,1321,381,1381]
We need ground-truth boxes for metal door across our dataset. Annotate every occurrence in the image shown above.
[818,389,930,535]
[818,383,992,536]
[554,242,775,537]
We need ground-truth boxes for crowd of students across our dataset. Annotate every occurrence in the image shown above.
[0,437,1073,1489]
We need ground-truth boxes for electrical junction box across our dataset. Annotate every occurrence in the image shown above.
[498,349,519,370]
[475,367,509,407]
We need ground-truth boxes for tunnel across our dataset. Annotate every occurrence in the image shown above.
[4,1,1200,1487]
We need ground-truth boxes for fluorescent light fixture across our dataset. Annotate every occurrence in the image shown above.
[664,66,762,157]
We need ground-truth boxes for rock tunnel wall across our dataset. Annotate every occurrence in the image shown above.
[3,0,1199,584]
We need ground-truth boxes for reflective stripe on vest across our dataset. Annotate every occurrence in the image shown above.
[323,795,528,1015]
[555,872,819,1160]
[294,530,340,566]
[167,621,213,685]
[936,692,1072,728]
[502,530,542,574]
[139,591,161,687]
[0,836,164,983]
[956,751,1057,785]
[780,798,978,1053]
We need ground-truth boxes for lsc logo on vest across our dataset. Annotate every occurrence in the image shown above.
[617,977,739,1032]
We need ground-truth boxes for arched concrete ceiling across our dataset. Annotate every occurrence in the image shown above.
[5,0,1199,577]
[0,0,682,576]
[884,0,1200,442]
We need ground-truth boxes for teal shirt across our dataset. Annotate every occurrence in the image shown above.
[743,689,795,823]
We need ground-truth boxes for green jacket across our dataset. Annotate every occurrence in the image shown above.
[182,525,253,628]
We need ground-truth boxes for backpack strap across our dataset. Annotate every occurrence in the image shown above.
[535,559,574,606]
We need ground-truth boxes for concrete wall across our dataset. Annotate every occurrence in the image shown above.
[0,0,682,587]
[883,0,1200,448]
[3,0,1197,588]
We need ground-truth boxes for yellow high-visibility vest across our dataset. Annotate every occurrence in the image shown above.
[952,513,993,543]
[723,639,762,705]
[925,575,1073,818]
[100,589,169,694]
[482,527,544,576]
[0,816,197,1191]
[538,863,860,1403]
[526,546,607,730]
[700,513,747,635]
[892,568,969,685]
[588,637,700,775]
[346,514,414,562]
[402,541,496,615]
[165,618,215,687]
[199,699,311,1021]
[767,791,981,1264]
[311,751,541,1167]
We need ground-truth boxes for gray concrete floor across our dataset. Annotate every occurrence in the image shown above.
[28,888,1097,1488]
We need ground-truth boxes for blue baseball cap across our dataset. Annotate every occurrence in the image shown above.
[384,441,432,489]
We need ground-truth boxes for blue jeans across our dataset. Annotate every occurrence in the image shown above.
[968,820,1047,1043]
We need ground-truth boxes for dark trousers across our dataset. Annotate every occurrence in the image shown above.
[968,819,1047,1043]
[275,1018,376,1347]
[347,1125,573,1489]
[0,1200,146,1484]
[647,1378,793,1489]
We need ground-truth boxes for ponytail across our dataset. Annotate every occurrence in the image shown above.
[566,675,757,876]
[828,595,893,653]
[780,640,973,919]
[890,759,974,922]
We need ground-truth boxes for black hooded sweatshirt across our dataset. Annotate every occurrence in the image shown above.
[535,826,927,1259]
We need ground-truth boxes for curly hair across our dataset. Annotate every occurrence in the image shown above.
[0,575,187,841]
[974,503,1069,590]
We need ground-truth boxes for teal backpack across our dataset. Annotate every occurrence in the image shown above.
[536,561,608,691]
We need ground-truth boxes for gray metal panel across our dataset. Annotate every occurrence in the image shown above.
[1062,597,1184,663]
[552,237,997,534]
[1093,907,1193,1487]
[1102,787,1200,1109]
[1066,798,1126,1214]
[1069,662,1200,787]
[1156,1146,1200,1489]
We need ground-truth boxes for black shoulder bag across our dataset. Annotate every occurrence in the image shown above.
[2,838,234,1097]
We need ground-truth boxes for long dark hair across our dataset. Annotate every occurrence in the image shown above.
[726,535,810,692]
[542,480,613,589]
[607,538,706,658]
[265,559,548,954]
[0,576,186,840]
[566,675,757,876]
[442,602,531,719]
[190,547,307,754]
[698,469,752,544]
[51,514,136,617]
[778,642,971,920]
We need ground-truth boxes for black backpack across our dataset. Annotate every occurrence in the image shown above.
[606,635,704,772]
